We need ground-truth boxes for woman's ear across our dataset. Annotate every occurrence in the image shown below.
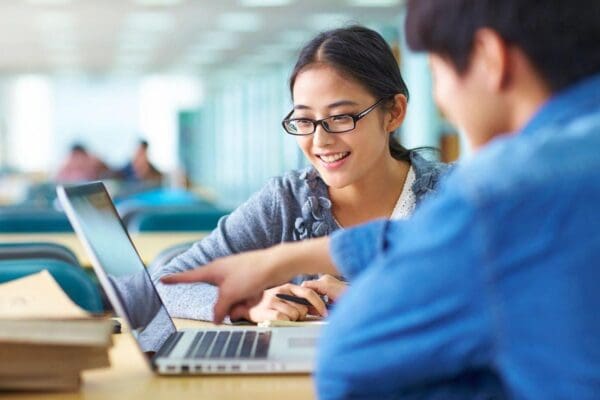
[385,94,408,132]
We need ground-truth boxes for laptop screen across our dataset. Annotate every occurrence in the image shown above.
[58,182,176,356]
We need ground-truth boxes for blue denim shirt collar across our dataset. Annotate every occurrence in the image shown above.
[521,73,600,137]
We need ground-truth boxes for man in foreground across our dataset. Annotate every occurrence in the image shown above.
[164,1,600,398]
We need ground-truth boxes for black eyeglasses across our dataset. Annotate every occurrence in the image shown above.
[281,97,388,136]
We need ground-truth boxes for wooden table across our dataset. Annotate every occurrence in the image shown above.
[2,319,315,400]
[0,232,208,267]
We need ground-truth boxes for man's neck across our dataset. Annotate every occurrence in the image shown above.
[506,50,554,134]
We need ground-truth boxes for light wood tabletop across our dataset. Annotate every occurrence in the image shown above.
[2,319,316,400]
[0,232,208,267]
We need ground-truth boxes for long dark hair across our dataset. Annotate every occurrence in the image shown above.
[289,25,412,162]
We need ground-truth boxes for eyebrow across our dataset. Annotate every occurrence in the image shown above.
[293,100,360,111]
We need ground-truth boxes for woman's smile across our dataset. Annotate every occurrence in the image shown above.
[316,151,351,169]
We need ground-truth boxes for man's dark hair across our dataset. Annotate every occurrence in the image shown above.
[405,0,600,91]
[70,143,86,153]
[290,25,412,162]
[139,139,149,149]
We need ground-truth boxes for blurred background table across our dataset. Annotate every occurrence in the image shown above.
[0,232,207,267]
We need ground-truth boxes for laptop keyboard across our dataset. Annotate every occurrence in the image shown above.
[184,331,271,359]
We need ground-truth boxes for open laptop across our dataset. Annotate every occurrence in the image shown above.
[57,182,320,375]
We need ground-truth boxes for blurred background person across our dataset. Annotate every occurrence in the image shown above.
[55,143,109,183]
[115,140,162,183]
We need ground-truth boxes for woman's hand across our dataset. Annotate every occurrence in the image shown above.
[245,284,328,323]
[301,274,348,303]
[161,237,337,324]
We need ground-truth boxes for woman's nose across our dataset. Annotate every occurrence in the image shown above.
[313,124,333,147]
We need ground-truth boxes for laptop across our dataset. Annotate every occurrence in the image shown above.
[57,182,320,375]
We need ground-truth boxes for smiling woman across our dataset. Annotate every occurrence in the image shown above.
[151,25,449,324]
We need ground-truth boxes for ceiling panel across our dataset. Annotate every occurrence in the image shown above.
[0,0,404,75]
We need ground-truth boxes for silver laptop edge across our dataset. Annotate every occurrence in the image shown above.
[57,182,318,375]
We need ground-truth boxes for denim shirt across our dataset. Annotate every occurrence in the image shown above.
[152,151,448,321]
[322,73,600,399]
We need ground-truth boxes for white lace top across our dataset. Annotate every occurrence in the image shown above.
[390,166,416,220]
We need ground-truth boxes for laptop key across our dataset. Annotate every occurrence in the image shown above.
[194,331,216,359]
[239,331,256,358]
[209,331,230,358]
[253,332,271,359]
[224,331,243,358]
[185,332,204,359]
[155,331,184,359]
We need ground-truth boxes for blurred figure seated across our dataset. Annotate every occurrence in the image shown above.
[56,143,109,183]
[115,140,162,183]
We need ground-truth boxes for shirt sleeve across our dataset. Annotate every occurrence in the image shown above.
[329,219,388,280]
[316,181,495,399]
[150,178,284,321]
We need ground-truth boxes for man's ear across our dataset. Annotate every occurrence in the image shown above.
[385,93,408,132]
[471,28,510,92]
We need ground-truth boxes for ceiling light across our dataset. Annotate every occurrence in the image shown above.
[133,0,184,5]
[239,0,294,6]
[184,51,222,65]
[193,31,240,51]
[112,66,142,77]
[259,43,298,53]
[279,30,311,46]
[238,50,289,65]
[25,0,73,5]
[119,39,157,52]
[53,69,84,79]
[308,13,354,31]
[126,11,174,32]
[35,11,74,30]
[49,53,80,66]
[347,0,402,6]
[115,53,150,66]
[40,35,77,49]
[191,41,238,52]
[217,12,262,32]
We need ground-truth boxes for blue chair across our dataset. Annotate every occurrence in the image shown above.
[115,188,214,215]
[125,206,229,233]
[0,208,73,233]
[0,242,79,266]
[22,182,59,209]
[0,258,103,313]
[147,241,195,272]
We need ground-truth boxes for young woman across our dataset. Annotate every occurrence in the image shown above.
[152,25,448,322]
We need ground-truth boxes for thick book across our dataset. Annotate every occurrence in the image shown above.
[0,343,110,375]
[0,373,81,391]
[0,270,113,391]
[0,270,113,346]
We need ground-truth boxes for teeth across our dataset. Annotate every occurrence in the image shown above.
[319,152,349,163]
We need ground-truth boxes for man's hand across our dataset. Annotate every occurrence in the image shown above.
[161,237,337,323]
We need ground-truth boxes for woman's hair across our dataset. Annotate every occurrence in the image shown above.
[289,25,412,162]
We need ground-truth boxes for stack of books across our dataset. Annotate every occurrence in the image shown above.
[0,270,114,391]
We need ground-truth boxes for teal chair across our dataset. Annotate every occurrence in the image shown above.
[147,241,195,272]
[0,208,73,232]
[0,242,79,266]
[125,206,229,233]
[0,258,103,313]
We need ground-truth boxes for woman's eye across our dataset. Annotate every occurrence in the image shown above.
[295,119,313,126]
[332,115,352,122]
